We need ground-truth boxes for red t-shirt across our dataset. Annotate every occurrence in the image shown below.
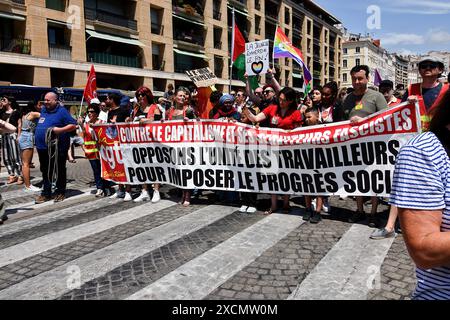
[262,104,303,130]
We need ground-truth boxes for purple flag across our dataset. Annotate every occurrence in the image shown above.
[374,69,382,86]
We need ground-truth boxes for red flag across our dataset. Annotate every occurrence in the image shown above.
[232,20,245,63]
[83,65,97,103]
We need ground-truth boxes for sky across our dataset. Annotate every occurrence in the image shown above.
[314,0,450,55]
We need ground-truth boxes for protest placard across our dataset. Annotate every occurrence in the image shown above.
[185,68,218,88]
[245,40,270,76]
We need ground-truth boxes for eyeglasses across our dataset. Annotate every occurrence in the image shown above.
[419,62,438,70]
[263,90,274,95]
[87,110,96,114]
[0,98,6,102]
[236,93,244,97]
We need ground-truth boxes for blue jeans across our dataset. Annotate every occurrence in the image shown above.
[89,159,112,190]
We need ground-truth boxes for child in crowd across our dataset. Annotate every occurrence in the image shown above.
[302,107,324,224]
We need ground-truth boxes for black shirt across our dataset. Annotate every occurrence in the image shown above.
[107,107,129,123]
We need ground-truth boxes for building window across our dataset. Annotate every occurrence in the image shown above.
[46,0,65,11]
[255,15,261,35]
[307,20,311,34]
[343,73,347,82]
[343,48,348,54]
[356,58,360,66]
[343,59,347,68]
[285,8,290,25]
[356,47,360,53]
[152,43,164,71]
[151,8,163,35]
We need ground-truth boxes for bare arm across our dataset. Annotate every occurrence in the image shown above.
[266,69,282,93]
[242,107,267,124]
[399,208,450,269]
[0,120,16,134]
[245,73,262,105]
[17,117,22,138]
[53,124,77,135]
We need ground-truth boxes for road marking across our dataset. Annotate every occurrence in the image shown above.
[4,188,94,214]
[0,205,238,300]
[0,200,177,268]
[288,224,395,300]
[0,197,122,238]
[127,213,304,300]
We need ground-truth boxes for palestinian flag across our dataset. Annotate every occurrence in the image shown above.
[231,20,259,90]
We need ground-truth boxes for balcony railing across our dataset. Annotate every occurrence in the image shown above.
[175,63,204,74]
[0,37,31,54]
[49,44,72,61]
[172,5,204,20]
[229,0,247,8]
[174,33,205,47]
[88,52,141,68]
[85,8,137,31]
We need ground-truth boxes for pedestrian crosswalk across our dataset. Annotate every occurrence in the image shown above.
[0,188,415,300]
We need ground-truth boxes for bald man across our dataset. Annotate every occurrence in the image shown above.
[34,92,77,204]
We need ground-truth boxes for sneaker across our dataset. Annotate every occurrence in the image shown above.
[134,192,150,203]
[24,185,41,192]
[310,212,322,224]
[123,192,132,202]
[370,228,396,240]
[348,211,365,223]
[53,194,65,203]
[303,207,313,221]
[151,190,161,203]
[323,198,330,213]
[95,189,104,197]
[110,191,125,199]
[35,195,52,204]
[367,214,380,228]
[246,207,257,213]
[239,205,249,213]
[1,214,8,222]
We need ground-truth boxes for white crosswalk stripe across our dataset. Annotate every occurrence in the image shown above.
[0,188,405,301]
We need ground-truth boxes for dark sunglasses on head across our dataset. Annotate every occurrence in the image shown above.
[419,62,438,69]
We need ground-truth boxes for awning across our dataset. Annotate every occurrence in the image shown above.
[47,19,73,28]
[173,14,205,27]
[227,5,250,18]
[86,29,145,47]
[173,48,208,59]
[0,12,26,21]
[292,73,303,79]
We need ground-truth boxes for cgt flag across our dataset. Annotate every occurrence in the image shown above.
[83,65,97,103]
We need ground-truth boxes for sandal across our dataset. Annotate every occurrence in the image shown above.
[7,176,18,184]
[264,208,277,215]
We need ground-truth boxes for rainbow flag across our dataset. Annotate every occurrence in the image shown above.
[273,27,312,93]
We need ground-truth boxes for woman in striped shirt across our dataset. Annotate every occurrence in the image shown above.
[390,89,450,300]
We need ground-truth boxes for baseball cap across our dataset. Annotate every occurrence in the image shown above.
[419,56,445,68]
[90,98,100,105]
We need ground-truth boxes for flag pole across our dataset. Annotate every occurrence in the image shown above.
[272,24,277,70]
[78,96,85,119]
[229,8,235,93]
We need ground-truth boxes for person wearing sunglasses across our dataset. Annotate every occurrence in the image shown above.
[78,103,112,198]
[233,89,247,113]
[402,56,448,132]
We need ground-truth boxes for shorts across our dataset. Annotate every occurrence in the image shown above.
[18,131,34,150]
[70,136,84,146]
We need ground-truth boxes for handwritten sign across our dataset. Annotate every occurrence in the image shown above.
[245,40,270,76]
[186,68,218,88]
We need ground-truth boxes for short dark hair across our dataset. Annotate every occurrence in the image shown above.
[304,106,319,115]
[88,104,100,115]
[379,80,394,91]
[108,93,121,106]
[350,65,370,78]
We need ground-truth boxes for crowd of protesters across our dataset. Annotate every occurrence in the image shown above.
[0,56,449,300]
